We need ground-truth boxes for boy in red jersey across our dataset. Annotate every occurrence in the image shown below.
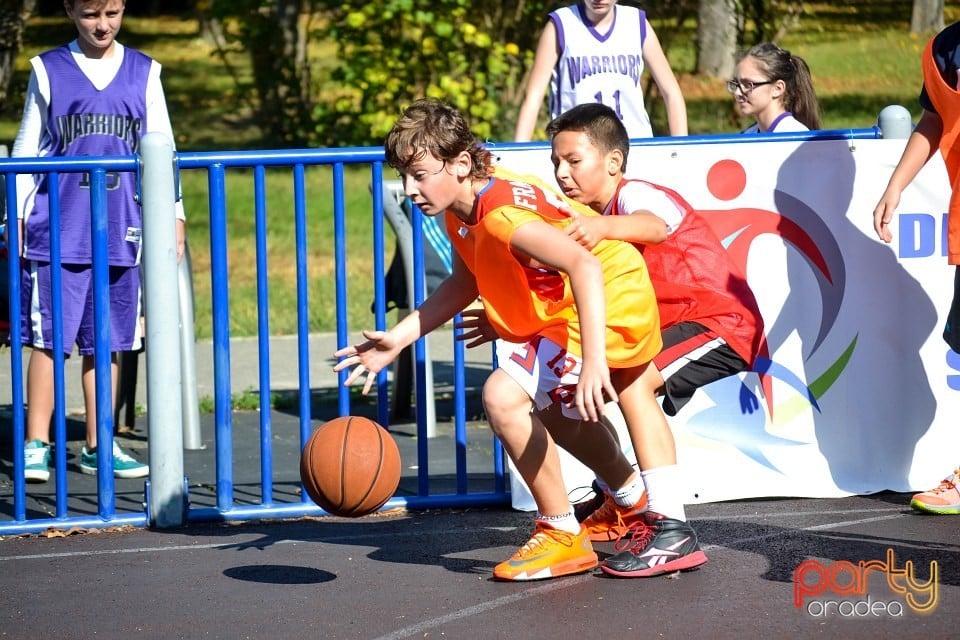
[334,98,707,580]
[464,102,763,576]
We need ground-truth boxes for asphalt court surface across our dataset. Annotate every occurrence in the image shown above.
[2,336,959,638]
[1,489,957,639]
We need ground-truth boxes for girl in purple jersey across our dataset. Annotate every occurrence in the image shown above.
[730,42,821,134]
[15,0,185,483]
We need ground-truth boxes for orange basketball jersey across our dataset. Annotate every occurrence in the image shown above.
[923,36,960,265]
[445,167,661,367]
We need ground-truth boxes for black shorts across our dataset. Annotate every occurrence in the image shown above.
[653,322,748,416]
[944,265,960,353]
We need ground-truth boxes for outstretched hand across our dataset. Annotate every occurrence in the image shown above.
[563,209,603,251]
[332,330,402,395]
[455,308,498,348]
[574,358,617,422]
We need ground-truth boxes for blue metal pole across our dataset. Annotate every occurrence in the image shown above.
[370,163,390,428]
[253,165,273,505]
[207,164,233,511]
[293,164,311,471]
[90,168,116,519]
[6,171,26,522]
[333,162,350,417]
[453,317,467,495]
[47,172,68,518]
[411,205,429,496]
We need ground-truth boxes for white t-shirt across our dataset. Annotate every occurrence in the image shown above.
[606,180,685,233]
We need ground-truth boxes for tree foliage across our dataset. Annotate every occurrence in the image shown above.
[0,0,36,111]
[314,0,558,147]
[209,0,327,147]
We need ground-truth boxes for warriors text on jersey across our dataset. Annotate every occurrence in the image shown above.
[22,45,151,266]
[549,4,652,138]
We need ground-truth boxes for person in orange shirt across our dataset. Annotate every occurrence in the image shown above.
[334,98,707,580]
[874,21,960,515]
[462,102,763,575]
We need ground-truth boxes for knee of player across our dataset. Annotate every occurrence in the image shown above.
[481,371,530,427]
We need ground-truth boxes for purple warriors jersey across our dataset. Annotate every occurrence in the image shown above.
[23,45,151,266]
[549,4,652,138]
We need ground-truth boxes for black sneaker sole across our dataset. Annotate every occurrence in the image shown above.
[600,551,708,578]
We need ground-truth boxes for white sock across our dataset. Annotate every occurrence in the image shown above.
[612,473,646,508]
[641,465,686,521]
[536,510,580,534]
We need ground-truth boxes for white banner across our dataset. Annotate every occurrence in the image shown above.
[496,138,959,504]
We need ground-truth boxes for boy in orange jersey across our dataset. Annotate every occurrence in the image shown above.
[462,102,762,577]
[334,98,707,580]
[874,21,960,515]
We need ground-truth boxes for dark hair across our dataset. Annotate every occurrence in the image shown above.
[546,103,630,172]
[740,42,821,130]
[384,98,491,180]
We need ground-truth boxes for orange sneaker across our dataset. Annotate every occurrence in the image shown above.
[493,522,598,581]
[911,468,960,515]
[581,492,648,542]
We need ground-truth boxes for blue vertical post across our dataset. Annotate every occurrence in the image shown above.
[333,163,350,416]
[370,163,390,428]
[411,205,429,495]
[89,168,116,519]
[253,165,273,504]
[293,164,311,451]
[47,173,68,517]
[6,171,26,522]
[140,132,185,527]
[207,163,233,511]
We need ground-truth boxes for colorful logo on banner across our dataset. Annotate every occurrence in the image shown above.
[683,159,858,469]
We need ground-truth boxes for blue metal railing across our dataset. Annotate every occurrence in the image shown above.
[1,125,887,535]
[2,154,148,532]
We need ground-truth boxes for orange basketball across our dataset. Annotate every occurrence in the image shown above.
[299,416,401,517]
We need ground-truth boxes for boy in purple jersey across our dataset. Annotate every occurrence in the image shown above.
[514,0,686,141]
[13,0,185,482]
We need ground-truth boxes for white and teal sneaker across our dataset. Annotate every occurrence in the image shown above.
[81,441,149,479]
[24,440,51,483]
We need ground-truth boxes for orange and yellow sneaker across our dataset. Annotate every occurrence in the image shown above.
[493,522,598,581]
[581,492,648,542]
[911,468,960,515]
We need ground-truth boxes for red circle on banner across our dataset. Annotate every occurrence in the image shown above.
[706,159,747,201]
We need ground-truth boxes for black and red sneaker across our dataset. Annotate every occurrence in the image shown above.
[572,480,605,523]
[600,511,708,578]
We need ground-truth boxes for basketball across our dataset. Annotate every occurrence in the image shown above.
[299,415,402,517]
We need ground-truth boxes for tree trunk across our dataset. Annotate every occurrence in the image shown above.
[0,0,37,110]
[247,0,314,146]
[696,0,737,78]
[910,0,944,35]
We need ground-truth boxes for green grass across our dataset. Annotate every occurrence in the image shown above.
[180,165,392,340]
[3,4,956,339]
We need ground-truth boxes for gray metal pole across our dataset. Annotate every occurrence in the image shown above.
[140,132,186,527]
[382,181,437,437]
[178,242,204,450]
[878,105,913,140]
